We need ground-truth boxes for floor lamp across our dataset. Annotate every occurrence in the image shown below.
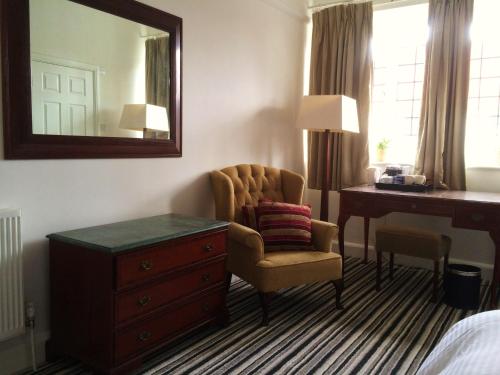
[296,95,359,222]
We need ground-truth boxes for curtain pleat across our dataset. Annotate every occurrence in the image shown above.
[145,36,170,109]
[308,3,372,191]
[414,0,473,190]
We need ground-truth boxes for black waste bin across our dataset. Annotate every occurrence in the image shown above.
[444,264,481,309]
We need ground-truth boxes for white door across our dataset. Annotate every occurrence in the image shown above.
[31,60,96,136]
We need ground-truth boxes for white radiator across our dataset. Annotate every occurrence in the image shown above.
[0,209,24,341]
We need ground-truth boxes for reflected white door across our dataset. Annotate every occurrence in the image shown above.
[31,60,96,136]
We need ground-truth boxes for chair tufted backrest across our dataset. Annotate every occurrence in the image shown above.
[210,164,305,224]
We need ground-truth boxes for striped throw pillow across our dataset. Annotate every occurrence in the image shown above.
[258,201,313,250]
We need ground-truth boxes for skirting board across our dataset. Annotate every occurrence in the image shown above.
[0,330,48,375]
[337,240,494,281]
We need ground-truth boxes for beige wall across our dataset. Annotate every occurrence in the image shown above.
[0,0,307,372]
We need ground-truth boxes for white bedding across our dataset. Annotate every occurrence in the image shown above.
[417,311,500,375]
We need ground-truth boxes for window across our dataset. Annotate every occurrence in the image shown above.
[370,3,429,165]
[465,0,500,168]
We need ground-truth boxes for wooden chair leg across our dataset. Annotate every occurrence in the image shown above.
[389,253,394,280]
[258,292,272,326]
[332,279,344,309]
[225,272,232,292]
[432,260,439,303]
[376,251,382,291]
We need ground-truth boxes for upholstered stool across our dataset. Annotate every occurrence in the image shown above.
[375,225,451,302]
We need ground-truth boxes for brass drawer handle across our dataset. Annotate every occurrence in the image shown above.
[204,243,214,252]
[471,213,485,222]
[202,303,210,312]
[140,260,153,271]
[202,273,211,282]
[138,296,151,307]
[138,331,151,342]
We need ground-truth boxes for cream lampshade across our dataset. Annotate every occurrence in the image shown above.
[296,95,359,222]
[296,95,359,133]
[119,104,169,134]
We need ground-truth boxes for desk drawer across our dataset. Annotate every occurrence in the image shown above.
[116,231,226,289]
[453,205,500,230]
[114,288,224,361]
[378,199,453,217]
[116,260,226,323]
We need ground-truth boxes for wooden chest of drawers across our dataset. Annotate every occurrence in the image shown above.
[46,214,229,374]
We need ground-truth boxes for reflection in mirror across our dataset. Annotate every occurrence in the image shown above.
[29,0,170,140]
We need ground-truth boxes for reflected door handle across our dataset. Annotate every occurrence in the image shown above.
[204,244,214,252]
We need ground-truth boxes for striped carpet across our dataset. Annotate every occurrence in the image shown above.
[29,257,495,375]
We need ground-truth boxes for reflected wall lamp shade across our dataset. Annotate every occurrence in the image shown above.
[119,104,169,136]
[296,95,359,222]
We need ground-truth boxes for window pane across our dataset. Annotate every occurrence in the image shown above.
[416,45,426,64]
[481,58,500,78]
[482,42,500,59]
[468,78,481,98]
[397,46,417,65]
[397,65,416,82]
[413,82,423,100]
[397,83,415,100]
[415,63,425,80]
[470,59,481,79]
[373,68,388,85]
[479,77,500,97]
[373,85,386,102]
[478,97,500,117]
[400,117,413,135]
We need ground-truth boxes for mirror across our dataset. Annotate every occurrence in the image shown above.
[2,0,182,158]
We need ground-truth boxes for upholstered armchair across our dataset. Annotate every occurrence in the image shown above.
[210,164,343,325]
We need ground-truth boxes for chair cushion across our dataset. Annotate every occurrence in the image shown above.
[258,201,313,251]
[253,250,342,292]
[376,225,451,260]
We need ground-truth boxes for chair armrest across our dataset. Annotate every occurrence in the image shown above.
[228,222,264,263]
[311,219,338,253]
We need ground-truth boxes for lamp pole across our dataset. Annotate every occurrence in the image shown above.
[320,129,332,222]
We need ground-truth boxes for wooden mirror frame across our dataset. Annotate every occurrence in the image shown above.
[1,0,182,159]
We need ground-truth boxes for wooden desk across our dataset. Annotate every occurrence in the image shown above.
[337,186,500,308]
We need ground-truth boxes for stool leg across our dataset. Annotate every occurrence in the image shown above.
[376,251,382,291]
[432,260,439,303]
[444,253,449,274]
[389,253,394,280]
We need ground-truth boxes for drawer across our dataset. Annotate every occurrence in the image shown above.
[453,205,500,230]
[115,260,226,323]
[378,199,454,217]
[341,195,372,216]
[116,231,226,288]
[114,288,225,361]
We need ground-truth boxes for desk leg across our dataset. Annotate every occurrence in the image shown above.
[337,213,350,280]
[489,230,500,309]
[364,217,370,264]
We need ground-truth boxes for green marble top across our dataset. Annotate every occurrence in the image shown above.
[47,214,229,253]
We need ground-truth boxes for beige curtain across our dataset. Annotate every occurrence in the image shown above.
[145,36,170,108]
[414,0,473,190]
[308,3,372,191]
